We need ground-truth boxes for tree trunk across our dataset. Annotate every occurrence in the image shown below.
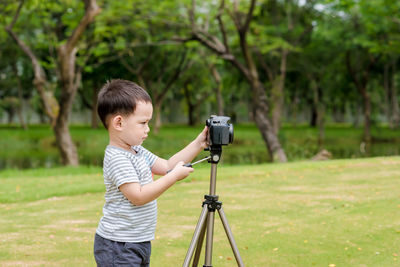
[390,59,400,128]
[91,82,99,128]
[188,103,195,126]
[270,49,288,136]
[54,116,79,165]
[16,96,26,129]
[153,102,162,134]
[183,82,196,126]
[240,34,287,162]
[309,77,325,147]
[56,46,80,165]
[317,99,325,148]
[271,76,284,135]
[6,109,15,124]
[216,84,224,116]
[310,105,317,127]
[352,102,362,127]
[361,89,372,143]
[12,62,28,130]
[345,51,375,143]
[252,80,287,162]
[383,63,391,123]
[210,64,224,115]
[289,91,300,126]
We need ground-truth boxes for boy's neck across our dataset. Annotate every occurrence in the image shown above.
[108,136,137,154]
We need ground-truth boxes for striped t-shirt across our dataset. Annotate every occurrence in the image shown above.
[96,145,158,242]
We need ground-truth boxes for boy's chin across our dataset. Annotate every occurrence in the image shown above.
[134,140,144,146]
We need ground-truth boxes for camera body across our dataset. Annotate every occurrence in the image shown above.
[206,115,234,146]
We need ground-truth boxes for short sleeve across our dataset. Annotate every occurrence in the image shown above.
[140,147,158,168]
[107,154,139,188]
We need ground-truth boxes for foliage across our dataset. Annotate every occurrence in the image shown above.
[0,0,398,123]
[1,0,400,163]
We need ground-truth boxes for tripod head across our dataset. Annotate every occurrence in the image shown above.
[205,145,222,164]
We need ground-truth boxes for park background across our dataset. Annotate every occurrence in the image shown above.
[1,0,400,266]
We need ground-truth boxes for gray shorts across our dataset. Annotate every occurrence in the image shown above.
[94,233,151,267]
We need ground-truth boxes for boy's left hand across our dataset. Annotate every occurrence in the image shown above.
[195,126,209,149]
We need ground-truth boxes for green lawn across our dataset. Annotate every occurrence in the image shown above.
[1,157,400,266]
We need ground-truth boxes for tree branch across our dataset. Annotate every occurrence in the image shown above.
[210,63,221,84]
[5,0,59,124]
[217,0,230,54]
[5,0,44,82]
[191,31,222,54]
[156,50,188,103]
[255,48,274,82]
[242,0,256,34]
[362,54,379,88]
[194,90,213,110]
[228,7,242,32]
[120,57,139,75]
[64,0,101,54]
[6,0,24,29]
[345,51,361,92]
[78,87,93,109]
[189,0,196,27]
[185,0,251,81]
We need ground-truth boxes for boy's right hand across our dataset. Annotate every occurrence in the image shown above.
[170,161,194,181]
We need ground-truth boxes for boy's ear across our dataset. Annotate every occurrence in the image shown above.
[110,115,124,131]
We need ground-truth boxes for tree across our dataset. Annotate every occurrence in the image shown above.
[370,0,400,128]
[253,0,314,136]
[120,47,189,133]
[323,0,400,140]
[182,0,287,162]
[0,40,32,129]
[5,0,100,165]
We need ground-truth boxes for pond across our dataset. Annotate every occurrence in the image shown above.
[0,125,399,170]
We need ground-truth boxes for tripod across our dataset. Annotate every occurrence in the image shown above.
[183,146,245,267]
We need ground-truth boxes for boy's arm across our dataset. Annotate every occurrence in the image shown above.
[120,161,193,206]
[151,126,208,175]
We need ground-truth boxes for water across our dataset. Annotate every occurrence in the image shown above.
[1,124,399,170]
[0,141,398,170]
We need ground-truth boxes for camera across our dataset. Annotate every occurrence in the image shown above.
[206,115,234,146]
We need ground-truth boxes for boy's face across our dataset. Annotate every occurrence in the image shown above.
[119,101,153,147]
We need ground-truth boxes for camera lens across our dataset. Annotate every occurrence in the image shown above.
[229,124,234,144]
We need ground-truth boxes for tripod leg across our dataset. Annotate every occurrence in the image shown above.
[218,207,245,267]
[191,219,207,267]
[183,205,209,267]
[204,209,216,266]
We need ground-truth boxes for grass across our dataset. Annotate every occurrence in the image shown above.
[1,156,400,266]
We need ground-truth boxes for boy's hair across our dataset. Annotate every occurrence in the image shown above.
[97,79,152,129]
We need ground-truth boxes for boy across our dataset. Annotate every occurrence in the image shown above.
[94,79,208,266]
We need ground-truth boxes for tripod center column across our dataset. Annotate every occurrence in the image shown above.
[209,163,217,195]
